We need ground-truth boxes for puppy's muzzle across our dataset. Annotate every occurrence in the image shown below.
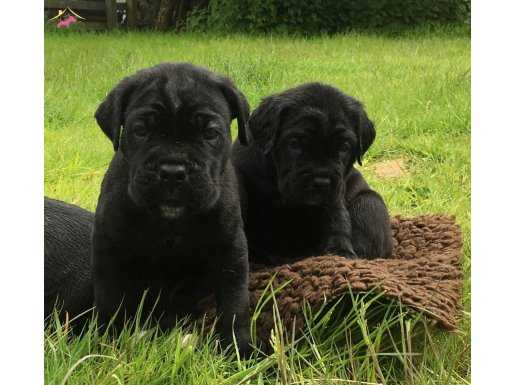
[159,162,188,185]
[299,171,340,205]
[312,176,332,190]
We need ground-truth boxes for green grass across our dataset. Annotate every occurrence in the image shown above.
[45,26,470,384]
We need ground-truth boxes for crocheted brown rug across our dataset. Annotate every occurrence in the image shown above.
[200,215,463,345]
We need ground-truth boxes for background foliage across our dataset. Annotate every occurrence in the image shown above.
[189,0,471,34]
[124,0,470,33]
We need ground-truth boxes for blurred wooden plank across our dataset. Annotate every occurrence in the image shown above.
[77,21,108,30]
[45,1,106,11]
[105,0,117,29]
[126,0,136,29]
[156,0,173,31]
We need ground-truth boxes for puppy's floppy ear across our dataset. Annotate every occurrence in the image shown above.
[347,99,376,165]
[218,78,251,146]
[95,77,140,151]
[248,96,287,155]
[355,109,376,165]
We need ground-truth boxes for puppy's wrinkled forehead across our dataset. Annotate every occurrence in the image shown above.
[279,108,348,143]
[284,85,354,127]
[125,71,231,126]
[279,107,359,149]
[168,72,231,115]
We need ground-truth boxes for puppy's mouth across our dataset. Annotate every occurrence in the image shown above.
[300,190,334,206]
[160,205,185,220]
[281,190,333,206]
[280,174,340,206]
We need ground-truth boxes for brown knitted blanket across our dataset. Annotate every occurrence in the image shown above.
[202,215,463,344]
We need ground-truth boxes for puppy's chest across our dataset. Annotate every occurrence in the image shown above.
[131,225,216,265]
[280,211,323,242]
[137,232,197,258]
[254,206,324,247]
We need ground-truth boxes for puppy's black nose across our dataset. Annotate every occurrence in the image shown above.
[313,177,331,189]
[159,163,187,183]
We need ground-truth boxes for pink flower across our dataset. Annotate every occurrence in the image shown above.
[57,15,78,28]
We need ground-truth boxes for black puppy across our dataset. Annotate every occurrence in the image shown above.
[93,63,250,354]
[232,83,392,263]
[44,197,94,323]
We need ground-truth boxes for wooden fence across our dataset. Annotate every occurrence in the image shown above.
[44,0,137,29]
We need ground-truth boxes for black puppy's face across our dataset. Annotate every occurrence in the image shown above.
[273,109,358,206]
[95,63,250,219]
[250,83,375,206]
[124,88,230,219]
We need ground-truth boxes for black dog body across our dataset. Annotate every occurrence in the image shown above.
[93,63,250,353]
[232,83,393,263]
[44,197,94,321]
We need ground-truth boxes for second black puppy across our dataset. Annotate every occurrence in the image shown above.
[93,63,250,354]
[232,83,392,263]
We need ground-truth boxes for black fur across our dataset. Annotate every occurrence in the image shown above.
[93,63,250,354]
[44,197,94,323]
[232,82,393,263]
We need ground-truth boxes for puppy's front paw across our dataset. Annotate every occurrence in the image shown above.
[322,236,357,259]
[221,328,251,359]
[236,335,251,359]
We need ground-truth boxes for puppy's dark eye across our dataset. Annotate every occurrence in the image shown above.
[339,141,351,152]
[202,128,219,141]
[133,125,148,140]
[288,138,302,152]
